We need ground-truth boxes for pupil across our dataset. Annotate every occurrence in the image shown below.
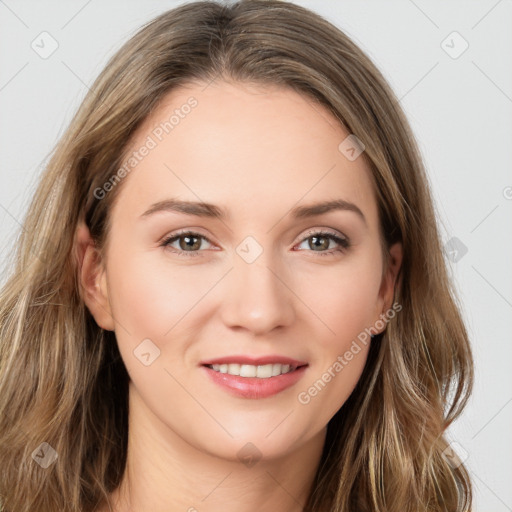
[311,235,328,251]
[181,235,200,251]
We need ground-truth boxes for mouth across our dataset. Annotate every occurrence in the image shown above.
[200,357,309,399]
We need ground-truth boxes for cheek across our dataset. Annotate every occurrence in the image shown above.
[105,254,217,398]
[107,251,221,346]
[293,260,379,427]
[293,255,383,347]
[293,253,382,423]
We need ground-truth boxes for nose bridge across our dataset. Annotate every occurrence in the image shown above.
[220,242,295,333]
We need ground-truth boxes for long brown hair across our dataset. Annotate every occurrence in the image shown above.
[0,1,474,510]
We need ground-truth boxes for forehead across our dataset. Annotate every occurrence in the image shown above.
[113,80,378,229]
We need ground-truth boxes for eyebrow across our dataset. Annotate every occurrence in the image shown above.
[140,198,366,225]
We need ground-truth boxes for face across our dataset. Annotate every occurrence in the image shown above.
[80,80,402,461]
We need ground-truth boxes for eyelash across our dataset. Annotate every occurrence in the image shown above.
[160,229,350,258]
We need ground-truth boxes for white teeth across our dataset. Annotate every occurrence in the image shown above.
[240,364,257,377]
[256,364,273,378]
[228,363,240,375]
[208,363,297,378]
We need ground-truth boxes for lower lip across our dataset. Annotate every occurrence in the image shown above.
[201,365,308,399]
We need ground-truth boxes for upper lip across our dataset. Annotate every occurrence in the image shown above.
[200,355,308,367]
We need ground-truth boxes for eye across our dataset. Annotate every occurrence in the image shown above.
[294,229,350,257]
[161,231,214,257]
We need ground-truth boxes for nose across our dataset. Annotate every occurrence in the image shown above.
[219,252,296,336]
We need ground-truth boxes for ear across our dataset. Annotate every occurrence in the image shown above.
[74,220,115,331]
[374,241,403,332]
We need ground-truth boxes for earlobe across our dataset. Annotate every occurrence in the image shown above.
[75,221,115,331]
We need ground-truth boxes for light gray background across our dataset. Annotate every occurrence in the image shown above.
[1,1,511,510]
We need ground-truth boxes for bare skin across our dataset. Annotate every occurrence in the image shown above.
[77,79,402,512]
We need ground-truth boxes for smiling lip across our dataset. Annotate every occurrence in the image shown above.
[200,355,309,399]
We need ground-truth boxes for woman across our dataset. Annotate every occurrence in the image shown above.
[0,1,474,511]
